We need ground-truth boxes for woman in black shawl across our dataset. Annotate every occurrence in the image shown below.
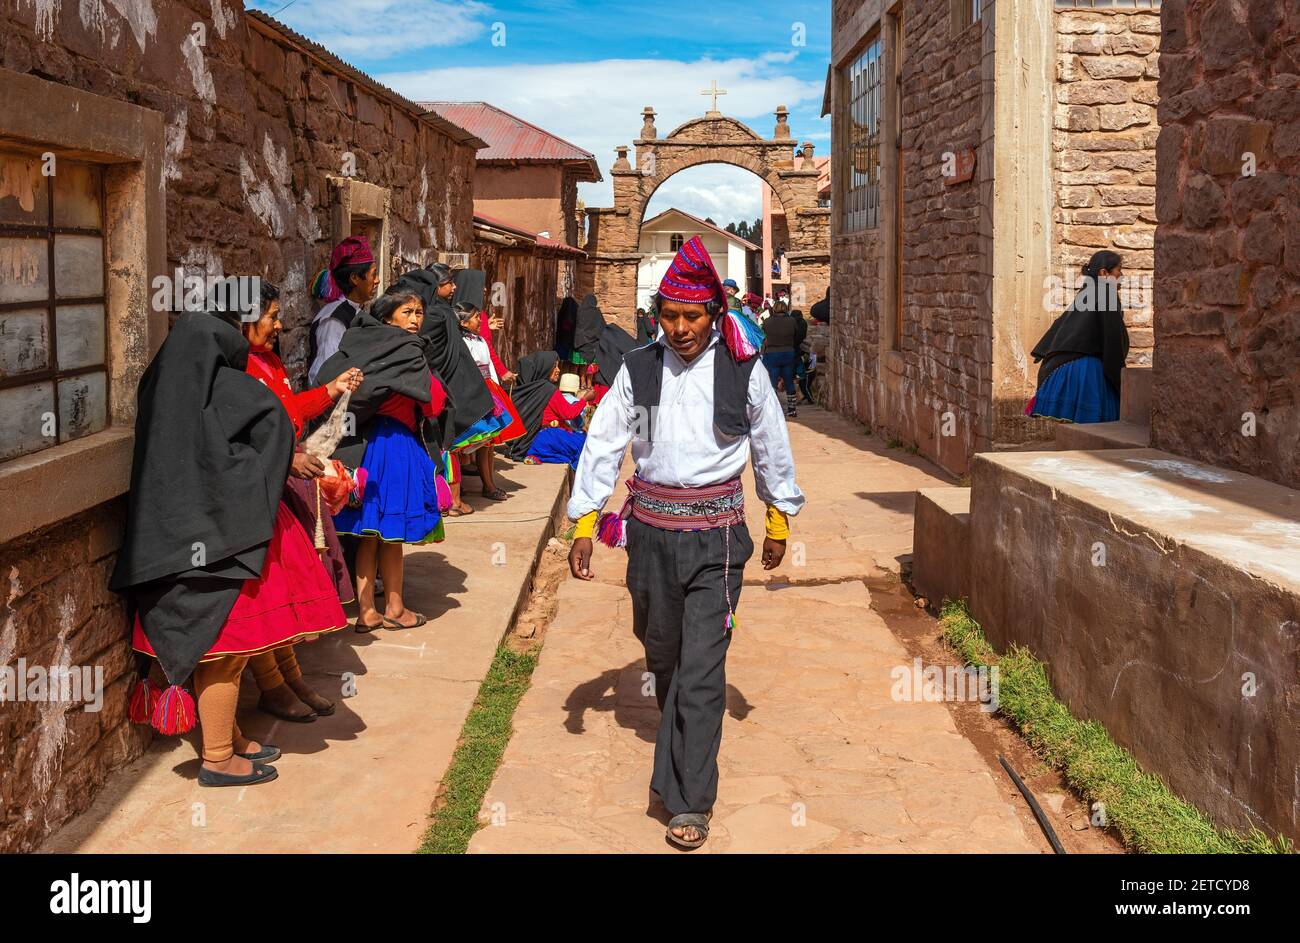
[505,351,562,461]
[111,310,349,787]
[1027,250,1129,424]
[320,290,448,632]
[555,297,578,360]
[570,294,605,368]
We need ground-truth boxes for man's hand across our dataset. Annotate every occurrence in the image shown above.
[569,537,595,580]
[761,537,786,570]
[290,452,326,479]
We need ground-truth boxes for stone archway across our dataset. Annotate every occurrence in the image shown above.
[577,106,830,329]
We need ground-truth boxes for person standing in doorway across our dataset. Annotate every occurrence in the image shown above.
[566,236,804,850]
[308,236,380,386]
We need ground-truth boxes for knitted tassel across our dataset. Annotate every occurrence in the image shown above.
[724,612,738,633]
[127,679,157,725]
[151,684,197,736]
[719,309,764,361]
[596,512,627,548]
[311,267,340,302]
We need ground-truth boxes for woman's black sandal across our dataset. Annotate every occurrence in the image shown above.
[198,763,279,787]
[236,744,281,763]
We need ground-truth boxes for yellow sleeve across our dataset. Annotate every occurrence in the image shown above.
[765,505,790,541]
[573,510,599,540]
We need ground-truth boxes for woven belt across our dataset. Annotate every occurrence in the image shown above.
[626,476,744,531]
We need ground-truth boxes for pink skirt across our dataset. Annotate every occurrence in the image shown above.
[132,501,347,664]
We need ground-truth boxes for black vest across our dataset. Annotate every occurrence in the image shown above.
[623,341,758,441]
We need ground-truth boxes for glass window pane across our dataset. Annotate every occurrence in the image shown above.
[0,381,55,461]
[54,234,104,299]
[55,303,105,370]
[0,308,50,378]
[58,371,107,443]
[52,160,103,229]
[0,237,50,304]
[0,150,50,226]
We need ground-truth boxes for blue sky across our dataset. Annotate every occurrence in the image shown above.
[247,0,831,226]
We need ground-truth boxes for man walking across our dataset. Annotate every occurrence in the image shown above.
[566,236,804,850]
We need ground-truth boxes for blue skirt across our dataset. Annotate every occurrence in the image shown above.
[1030,355,1119,424]
[334,416,443,544]
[528,427,586,469]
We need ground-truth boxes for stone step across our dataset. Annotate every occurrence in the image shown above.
[1120,365,1152,426]
[1054,419,1150,450]
[966,446,1300,843]
[911,487,972,608]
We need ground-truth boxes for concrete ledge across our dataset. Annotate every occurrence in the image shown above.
[912,488,972,607]
[1054,420,1150,451]
[969,447,1300,841]
[0,428,133,546]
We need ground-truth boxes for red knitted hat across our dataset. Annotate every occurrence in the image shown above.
[657,236,726,309]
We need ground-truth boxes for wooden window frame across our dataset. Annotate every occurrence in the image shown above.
[0,67,166,546]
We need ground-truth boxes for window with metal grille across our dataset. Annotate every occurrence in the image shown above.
[952,0,983,32]
[1054,0,1160,9]
[841,35,883,233]
[0,147,108,463]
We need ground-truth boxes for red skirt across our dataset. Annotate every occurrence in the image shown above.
[132,501,347,664]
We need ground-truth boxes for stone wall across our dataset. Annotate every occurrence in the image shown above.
[1152,0,1300,489]
[0,501,150,853]
[828,0,991,475]
[1054,7,1161,363]
[0,0,479,852]
[473,238,574,370]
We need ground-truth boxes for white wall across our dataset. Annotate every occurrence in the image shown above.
[636,216,749,310]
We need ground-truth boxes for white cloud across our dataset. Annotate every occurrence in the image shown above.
[644,166,765,228]
[251,0,492,58]
[379,53,825,212]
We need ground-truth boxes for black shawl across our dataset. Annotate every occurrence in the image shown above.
[453,268,487,310]
[595,323,637,388]
[396,268,493,440]
[1031,279,1130,391]
[504,351,560,461]
[572,294,605,364]
[555,297,578,358]
[315,310,433,467]
[110,312,294,684]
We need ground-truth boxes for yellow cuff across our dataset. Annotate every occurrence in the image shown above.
[765,505,790,541]
[573,511,599,539]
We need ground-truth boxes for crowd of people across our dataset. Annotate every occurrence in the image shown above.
[109,232,820,837]
[110,234,646,787]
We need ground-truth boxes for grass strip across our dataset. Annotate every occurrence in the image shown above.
[939,599,1290,855]
[418,644,540,854]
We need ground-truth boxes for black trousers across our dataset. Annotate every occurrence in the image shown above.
[624,517,754,816]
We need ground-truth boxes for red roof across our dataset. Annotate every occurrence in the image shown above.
[421,102,601,182]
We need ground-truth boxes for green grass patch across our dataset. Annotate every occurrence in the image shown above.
[418,644,540,854]
[939,600,1290,855]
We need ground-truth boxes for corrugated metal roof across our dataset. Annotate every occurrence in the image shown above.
[473,213,586,257]
[422,102,602,182]
[244,11,488,150]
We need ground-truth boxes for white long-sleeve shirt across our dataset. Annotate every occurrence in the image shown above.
[567,332,805,519]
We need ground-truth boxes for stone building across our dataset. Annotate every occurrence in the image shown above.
[0,1,487,853]
[911,0,1300,844]
[826,0,1160,475]
[580,106,829,330]
[471,212,586,370]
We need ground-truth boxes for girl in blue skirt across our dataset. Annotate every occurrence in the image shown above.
[1027,250,1130,424]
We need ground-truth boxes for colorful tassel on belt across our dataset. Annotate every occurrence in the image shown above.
[596,492,634,548]
[151,684,197,735]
